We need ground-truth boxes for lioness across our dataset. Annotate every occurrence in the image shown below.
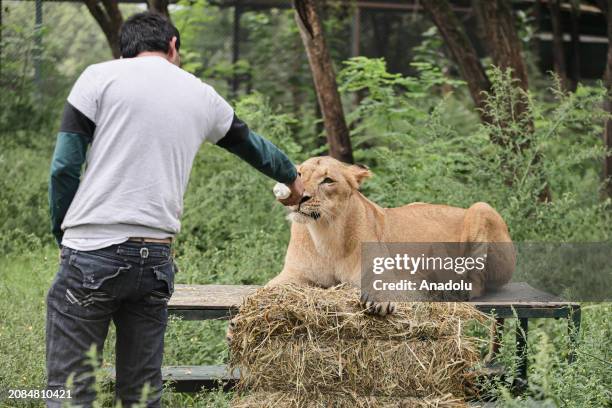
[266,156,515,314]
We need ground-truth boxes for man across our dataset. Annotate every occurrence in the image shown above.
[46,12,303,408]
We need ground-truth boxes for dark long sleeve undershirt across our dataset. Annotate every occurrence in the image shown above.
[216,114,298,184]
[49,102,93,245]
[49,132,90,245]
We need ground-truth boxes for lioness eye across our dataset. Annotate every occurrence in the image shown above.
[321,177,335,184]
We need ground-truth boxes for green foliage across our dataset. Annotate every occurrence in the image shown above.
[172,1,314,115]
[0,3,140,140]
[412,26,450,68]
[491,305,612,407]
[337,58,611,242]
[339,56,469,150]
[0,141,52,245]
[172,0,233,90]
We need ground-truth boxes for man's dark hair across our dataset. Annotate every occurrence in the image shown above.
[119,12,180,58]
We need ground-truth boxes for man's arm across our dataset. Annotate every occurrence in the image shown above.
[216,114,298,184]
[49,103,94,245]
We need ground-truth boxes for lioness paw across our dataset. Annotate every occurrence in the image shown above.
[360,291,395,316]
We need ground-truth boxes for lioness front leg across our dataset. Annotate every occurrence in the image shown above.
[265,268,313,287]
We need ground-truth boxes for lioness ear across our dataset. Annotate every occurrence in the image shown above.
[349,163,372,188]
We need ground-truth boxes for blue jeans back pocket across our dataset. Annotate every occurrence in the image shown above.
[69,251,131,291]
[152,261,175,297]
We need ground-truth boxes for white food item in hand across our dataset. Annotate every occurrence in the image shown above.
[273,183,291,199]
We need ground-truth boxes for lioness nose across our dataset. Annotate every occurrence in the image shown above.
[299,194,312,205]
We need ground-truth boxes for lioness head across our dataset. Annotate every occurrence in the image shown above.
[288,156,372,224]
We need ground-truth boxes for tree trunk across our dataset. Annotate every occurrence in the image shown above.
[603,2,612,198]
[474,0,550,201]
[476,0,529,92]
[147,0,170,18]
[293,0,353,163]
[475,0,537,140]
[550,0,569,90]
[422,0,492,124]
[83,0,123,59]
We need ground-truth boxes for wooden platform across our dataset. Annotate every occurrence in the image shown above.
[168,282,580,320]
[96,282,580,397]
[162,282,580,395]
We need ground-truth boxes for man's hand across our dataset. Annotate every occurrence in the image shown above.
[278,176,304,206]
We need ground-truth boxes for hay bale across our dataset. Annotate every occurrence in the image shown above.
[231,391,469,408]
[232,337,478,397]
[228,285,487,407]
[229,285,487,343]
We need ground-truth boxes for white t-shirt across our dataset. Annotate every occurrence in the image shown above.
[61,56,234,251]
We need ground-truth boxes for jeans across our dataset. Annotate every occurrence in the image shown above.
[45,242,176,408]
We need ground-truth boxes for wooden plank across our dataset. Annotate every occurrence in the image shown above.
[169,282,577,318]
[106,365,240,393]
[168,304,577,320]
[170,308,234,321]
[170,284,258,310]
[475,305,577,319]
[472,282,563,303]
[163,365,240,392]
